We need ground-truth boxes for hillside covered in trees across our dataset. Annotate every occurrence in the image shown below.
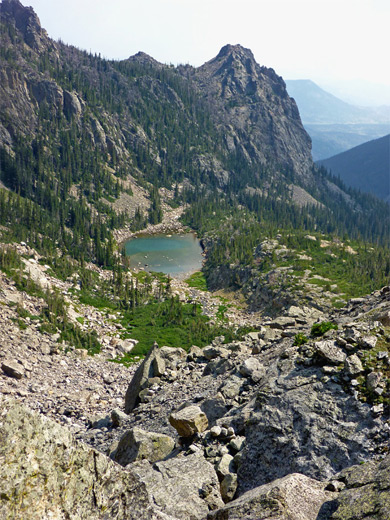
[0,0,389,311]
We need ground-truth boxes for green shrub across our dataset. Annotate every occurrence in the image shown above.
[311,321,338,337]
[293,333,308,346]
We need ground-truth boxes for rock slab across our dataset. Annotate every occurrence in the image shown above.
[208,473,332,520]
[0,396,169,520]
[112,427,175,466]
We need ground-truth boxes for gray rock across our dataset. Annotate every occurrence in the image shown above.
[262,327,281,342]
[132,453,223,519]
[210,425,222,437]
[160,346,187,369]
[344,354,364,376]
[314,340,347,365]
[0,397,168,520]
[203,346,229,360]
[112,427,175,466]
[251,340,265,354]
[358,335,378,349]
[239,357,265,381]
[169,405,208,437]
[216,454,235,478]
[125,345,164,413]
[111,408,129,427]
[237,360,381,493]
[317,454,390,520]
[63,90,82,118]
[366,372,382,393]
[152,355,166,377]
[220,473,238,503]
[208,473,332,520]
[269,316,296,329]
[219,376,242,400]
[187,345,204,361]
[377,310,390,327]
[245,331,260,341]
[1,359,24,379]
[201,398,229,427]
[229,436,245,452]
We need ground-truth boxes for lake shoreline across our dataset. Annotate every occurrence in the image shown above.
[124,233,204,279]
[114,206,188,249]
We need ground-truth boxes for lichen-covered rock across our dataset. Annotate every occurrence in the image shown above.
[169,405,208,437]
[132,453,224,519]
[317,454,390,520]
[112,427,175,466]
[208,473,332,519]
[0,397,169,520]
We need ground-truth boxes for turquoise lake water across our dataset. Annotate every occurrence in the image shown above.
[124,234,203,278]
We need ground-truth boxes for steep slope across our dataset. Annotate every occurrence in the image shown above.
[318,134,390,202]
[285,80,390,160]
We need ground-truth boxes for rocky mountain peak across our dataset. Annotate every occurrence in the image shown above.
[1,0,47,51]
[127,51,163,68]
[194,44,313,179]
[203,43,259,83]
[216,43,256,62]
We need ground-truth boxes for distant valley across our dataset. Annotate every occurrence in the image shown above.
[285,79,390,160]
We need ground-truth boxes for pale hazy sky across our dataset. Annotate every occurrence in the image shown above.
[24,0,390,104]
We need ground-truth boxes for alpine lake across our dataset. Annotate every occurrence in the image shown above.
[124,233,203,279]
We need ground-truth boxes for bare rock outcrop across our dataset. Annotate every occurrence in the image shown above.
[132,452,224,520]
[208,473,333,520]
[318,454,390,520]
[0,396,171,520]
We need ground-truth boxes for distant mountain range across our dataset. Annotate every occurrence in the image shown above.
[318,134,390,203]
[285,80,390,160]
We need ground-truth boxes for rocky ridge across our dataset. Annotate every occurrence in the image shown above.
[0,0,358,210]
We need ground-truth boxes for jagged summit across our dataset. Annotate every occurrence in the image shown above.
[216,43,255,61]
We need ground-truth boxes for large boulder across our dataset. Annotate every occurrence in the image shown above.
[0,397,170,520]
[208,473,332,520]
[125,345,165,413]
[132,453,224,520]
[112,427,175,466]
[314,340,346,365]
[169,405,208,437]
[318,454,390,519]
